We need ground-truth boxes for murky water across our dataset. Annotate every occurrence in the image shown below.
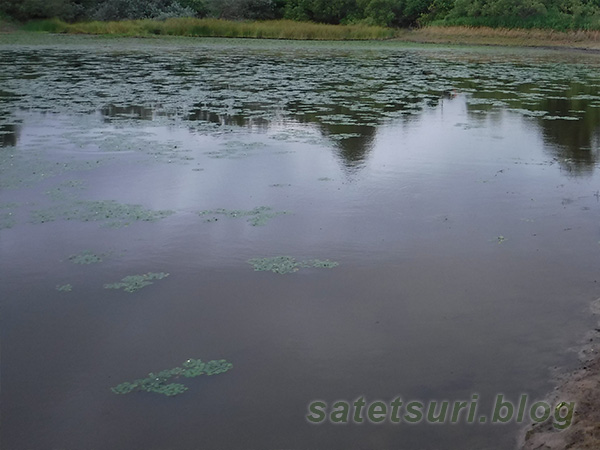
[2,36,600,450]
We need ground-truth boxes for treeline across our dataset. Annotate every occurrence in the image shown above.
[2,0,600,29]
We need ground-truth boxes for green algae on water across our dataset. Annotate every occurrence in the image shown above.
[0,203,18,230]
[68,250,103,265]
[111,358,233,396]
[31,200,175,228]
[205,141,266,159]
[0,213,16,230]
[248,256,339,274]
[104,272,169,293]
[303,259,339,269]
[0,148,105,191]
[198,206,288,226]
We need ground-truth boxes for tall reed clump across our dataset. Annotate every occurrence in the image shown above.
[24,18,397,40]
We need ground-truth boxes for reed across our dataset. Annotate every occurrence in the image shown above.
[406,25,600,49]
[23,18,396,40]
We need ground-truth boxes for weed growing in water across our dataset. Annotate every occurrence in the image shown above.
[56,284,73,292]
[248,256,339,274]
[0,203,18,230]
[68,250,104,264]
[198,206,288,226]
[31,200,175,228]
[104,272,169,292]
[111,358,233,396]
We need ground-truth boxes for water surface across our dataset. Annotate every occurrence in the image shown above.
[2,36,600,450]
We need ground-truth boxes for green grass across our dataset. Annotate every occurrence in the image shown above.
[15,17,600,48]
[22,18,397,40]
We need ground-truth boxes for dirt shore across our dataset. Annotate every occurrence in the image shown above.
[521,299,600,449]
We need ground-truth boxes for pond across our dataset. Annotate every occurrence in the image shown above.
[2,35,600,450]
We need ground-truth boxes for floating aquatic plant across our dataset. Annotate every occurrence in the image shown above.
[0,203,18,230]
[31,200,175,228]
[0,213,16,230]
[56,284,73,292]
[204,141,266,159]
[104,272,169,293]
[68,250,104,265]
[198,206,288,226]
[543,115,581,121]
[111,358,233,396]
[303,259,339,269]
[248,256,339,274]
[0,146,105,191]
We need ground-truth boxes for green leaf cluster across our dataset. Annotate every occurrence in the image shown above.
[31,200,174,228]
[198,206,288,226]
[248,256,339,274]
[68,250,104,264]
[111,359,233,396]
[104,272,169,292]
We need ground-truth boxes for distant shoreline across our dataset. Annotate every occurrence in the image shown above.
[2,18,600,51]
[401,26,600,52]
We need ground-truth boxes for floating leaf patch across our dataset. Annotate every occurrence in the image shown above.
[0,203,18,230]
[68,250,104,264]
[104,272,169,293]
[31,200,174,228]
[198,206,288,226]
[111,358,233,396]
[248,256,339,274]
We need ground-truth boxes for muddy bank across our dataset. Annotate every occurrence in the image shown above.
[521,299,600,449]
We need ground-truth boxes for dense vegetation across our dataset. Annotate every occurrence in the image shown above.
[2,0,600,30]
[21,17,395,39]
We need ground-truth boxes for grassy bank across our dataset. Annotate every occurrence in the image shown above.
[22,18,396,40]
[402,26,600,50]
[8,18,600,50]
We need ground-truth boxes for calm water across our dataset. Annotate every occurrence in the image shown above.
[2,35,600,450]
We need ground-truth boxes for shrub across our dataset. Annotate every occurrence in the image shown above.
[0,0,85,21]
[90,0,195,21]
